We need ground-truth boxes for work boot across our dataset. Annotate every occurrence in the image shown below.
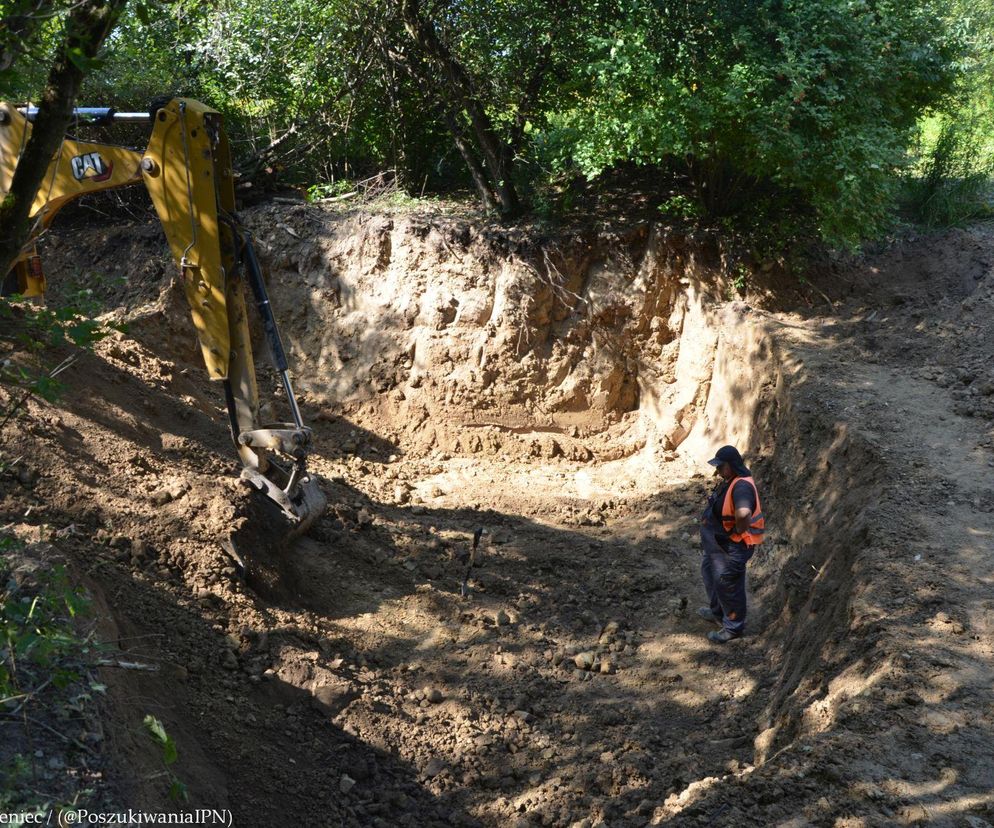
[697,607,722,625]
[707,629,740,644]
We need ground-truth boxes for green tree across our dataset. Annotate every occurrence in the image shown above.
[544,0,962,246]
[80,0,204,105]
[4,0,976,245]
[1,0,49,90]
[903,0,994,227]
[381,0,605,217]
[0,0,127,277]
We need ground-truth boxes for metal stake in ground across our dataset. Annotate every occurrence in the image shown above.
[460,527,485,598]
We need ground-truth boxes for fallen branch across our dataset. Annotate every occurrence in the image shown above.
[317,190,358,203]
[0,352,78,434]
[7,676,53,715]
[808,282,836,313]
[94,659,160,672]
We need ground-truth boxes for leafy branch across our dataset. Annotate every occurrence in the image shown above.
[143,715,188,802]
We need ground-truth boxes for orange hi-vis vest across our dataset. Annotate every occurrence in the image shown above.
[721,476,765,545]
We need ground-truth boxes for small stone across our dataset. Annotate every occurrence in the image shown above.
[339,774,356,794]
[573,652,595,671]
[16,466,39,486]
[600,659,616,675]
[424,757,445,778]
[427,688,444,704]
[222,651,238,670]
[495,610,511,626]
[150,489,173,507]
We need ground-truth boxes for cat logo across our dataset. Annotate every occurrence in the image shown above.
[70,151,113,182]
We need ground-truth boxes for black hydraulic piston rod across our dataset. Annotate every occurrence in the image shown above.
[240,237,305,430]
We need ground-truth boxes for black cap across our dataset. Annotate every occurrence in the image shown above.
[707,445,749,475]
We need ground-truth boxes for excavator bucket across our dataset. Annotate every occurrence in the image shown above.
[236,422,328,536]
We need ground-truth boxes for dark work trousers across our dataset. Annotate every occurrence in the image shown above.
[700,520,754,636]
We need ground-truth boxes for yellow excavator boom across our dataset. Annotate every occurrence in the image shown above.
[0,98,326,535]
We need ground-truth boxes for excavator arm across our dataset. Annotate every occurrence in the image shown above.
[0,98,326,534]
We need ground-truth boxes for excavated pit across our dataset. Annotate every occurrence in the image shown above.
[5,205,994,826]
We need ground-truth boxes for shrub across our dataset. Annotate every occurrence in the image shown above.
[541,0,963,248]
[903,117,994,227]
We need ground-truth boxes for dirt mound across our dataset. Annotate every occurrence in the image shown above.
[5,206,994,826]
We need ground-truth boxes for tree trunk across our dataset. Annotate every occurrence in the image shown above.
[0,0,126,278]
[443,110,498,212]
[399,0,521,217]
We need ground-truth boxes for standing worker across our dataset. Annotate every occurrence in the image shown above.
[697,445,765,643]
